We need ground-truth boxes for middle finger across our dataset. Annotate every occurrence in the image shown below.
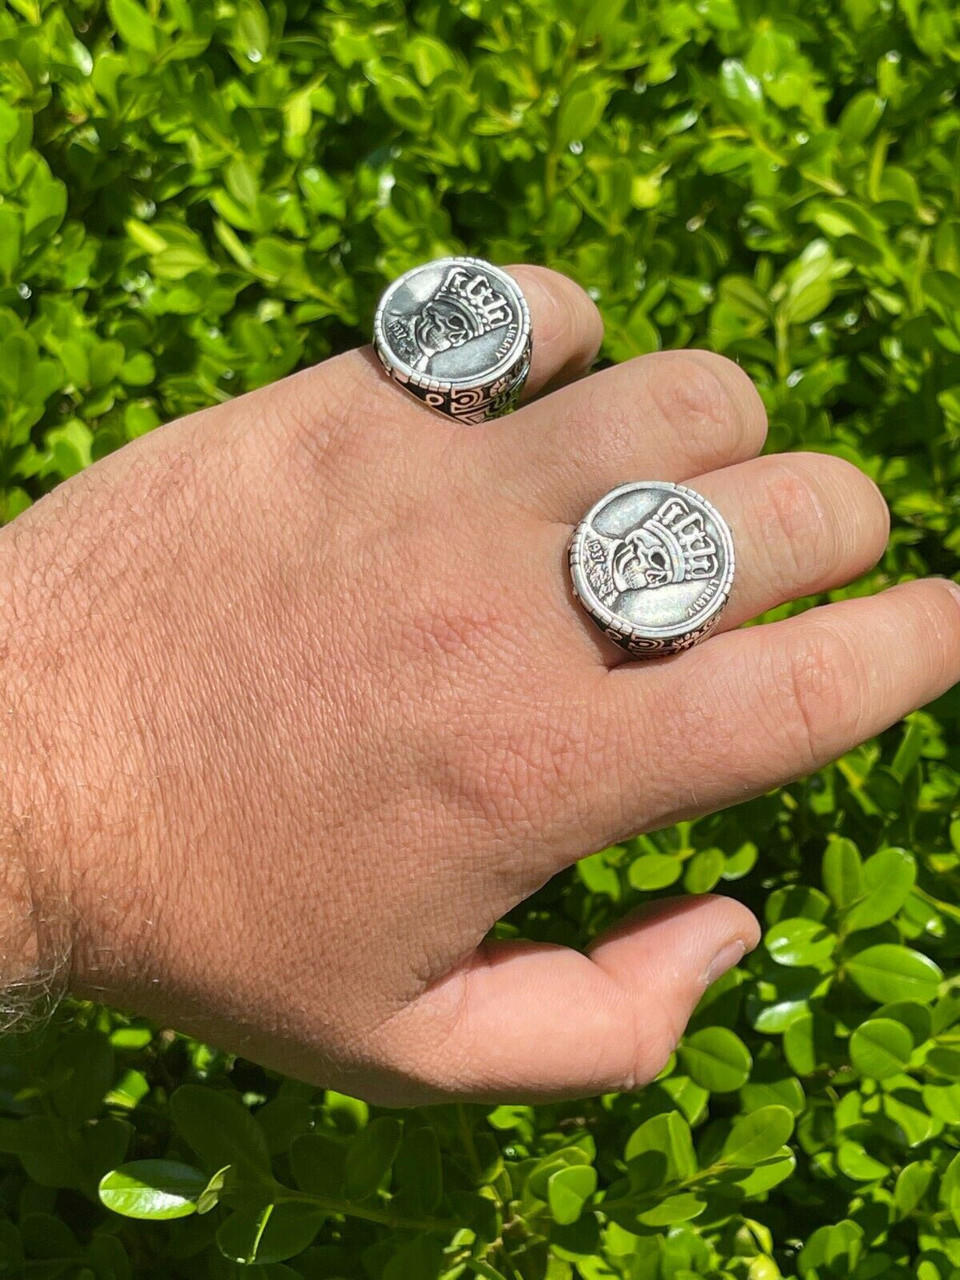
[473,348,769,520]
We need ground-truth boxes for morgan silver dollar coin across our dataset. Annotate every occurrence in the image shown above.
[569,481,735,657]
[373,256,532,423]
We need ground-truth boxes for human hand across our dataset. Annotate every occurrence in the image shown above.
[3,265,958,1104]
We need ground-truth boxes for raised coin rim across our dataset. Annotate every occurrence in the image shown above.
[569,480,736,642]
[373,256,531,393]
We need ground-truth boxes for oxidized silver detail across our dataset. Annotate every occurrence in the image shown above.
[569,481,735,658]
[373,256,532,423]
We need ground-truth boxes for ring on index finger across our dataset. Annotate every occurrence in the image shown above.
[373,256,532,424]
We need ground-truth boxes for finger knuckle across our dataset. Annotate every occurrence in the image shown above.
[646,350,762,462]
[828,457,891,557]
[551,274,604,360]
[605,982,686,1092]
[910,583,960,681]
[271,349,397,475]
[759,458,838,589]
[777,622,866,770]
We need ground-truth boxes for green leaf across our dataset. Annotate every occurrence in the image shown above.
[766,917,836,967]
[394,1126,443,1215]
[658,1074,710,1126]
[106,0,159,52]
[548,1165,597,1225]
[224,157,259,209]
[170,1086,271,1174]
[883,1086,936,1147]
[98,1161,207,1220]
[528,1147,591,1200]
[216,1202,326,1265]
[635,1190,707,1228]
[765,886,831,925]
[823,838,863,908]
[838,91,886,142]
[11,1116,84,1188]
[783,1011,835,1076]
[837,1140,889,1182]
[922,1081,960,1123]
[20,159,67,245]
[924,270,960,315]
[196,1165,230,1215]
[51,1030,114,1121]
[799,1221,863,1274]
[679,1027,752,1092]
[874,1000,932,1046]
[382,1234,444,1280]
[625,1112,697,1189]
[256,1097,311,1156]
[683,847,725,893]
[628,853,681,890]
[577,851,620,898]
[344,1116,403,1199]
[0,207,21,280]
[926,1045,960,1077]
[556,84,610,146]
[845,945,942,1004]
[842,847,916,932]
[784,279,834,325]
[0,330,38,399]
[717,275,770,321]
[235,0,270,59]
[890,717,925,782]
[894,1161,934,1215]
[719,59,764,124]
[19,1214,79,1262]
[290,1133,346,1198]
[721,1152,796,1197]
[740,1069,805,1116]
[849,1017,913,1079]
[374,73,430,131]
[407,34,457,85]
[720,1106,794,1166]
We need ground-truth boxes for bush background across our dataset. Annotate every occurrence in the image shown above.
[2,0,960,1277]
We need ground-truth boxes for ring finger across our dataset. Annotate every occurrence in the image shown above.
[528,449,890,666]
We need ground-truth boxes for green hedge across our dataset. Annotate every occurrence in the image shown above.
[2,1,960,1277]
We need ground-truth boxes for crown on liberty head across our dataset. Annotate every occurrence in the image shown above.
[584,493,720,606]
[429,266,514,338]
[636,495,720,585]
[384,267,514,372]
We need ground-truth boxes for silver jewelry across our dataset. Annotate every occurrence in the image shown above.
[373,257,532,423]
[569,481,735,657]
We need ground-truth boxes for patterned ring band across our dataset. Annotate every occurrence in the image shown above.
[373,256,532,424]
[569,481,735,658]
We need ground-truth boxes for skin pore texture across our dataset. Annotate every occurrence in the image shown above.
[1,264,959,1106]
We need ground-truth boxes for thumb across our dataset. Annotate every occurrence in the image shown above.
[400,896,760,1101]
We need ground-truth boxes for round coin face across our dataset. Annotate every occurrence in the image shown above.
[569,481,735,656]
[373,257,530,391]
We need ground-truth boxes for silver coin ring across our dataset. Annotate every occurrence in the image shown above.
[373,256,532,423]
[569,481,735,658]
